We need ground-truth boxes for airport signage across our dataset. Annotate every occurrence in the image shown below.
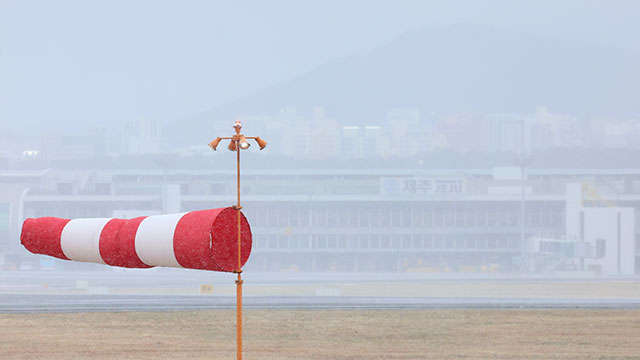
[380,177,466,196]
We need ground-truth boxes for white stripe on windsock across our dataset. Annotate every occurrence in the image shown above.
[60,218,112,264]
[134,212,187,268]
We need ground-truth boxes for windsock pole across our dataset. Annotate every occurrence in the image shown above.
[207,120,267,360]
[234,137,243,360]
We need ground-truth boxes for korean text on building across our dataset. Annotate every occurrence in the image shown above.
[380,177,466,196]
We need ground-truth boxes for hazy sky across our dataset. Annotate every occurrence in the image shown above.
[1,0,639,135]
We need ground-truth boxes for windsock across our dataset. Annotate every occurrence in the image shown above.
[20,207,251,272]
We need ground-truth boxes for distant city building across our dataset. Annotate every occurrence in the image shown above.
[40,132,107,161]
[0,135,41,162]
[122,116,161,155]
[530,121,555,153]
[486,113,530,154]
[386,108,427,157]
[593,117,640,149]
[307,118,341,159]
[534,107,584,149]
[439,114,487,152]
[161,106,638,159]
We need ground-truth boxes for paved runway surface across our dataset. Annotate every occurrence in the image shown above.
[2,294,640,313]
[3,270,640,313]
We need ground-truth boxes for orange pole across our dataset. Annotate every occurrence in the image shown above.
[236,272,243,360]
[235,141,243,360]
[210,121,264,360]
[237,140,241,211]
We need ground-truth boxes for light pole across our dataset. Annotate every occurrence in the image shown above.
[209,120,267,360]
[519,156,531,272]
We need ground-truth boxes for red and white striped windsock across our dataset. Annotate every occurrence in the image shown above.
[20,207,251,272]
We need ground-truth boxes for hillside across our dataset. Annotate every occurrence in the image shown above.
[169,24,640,145]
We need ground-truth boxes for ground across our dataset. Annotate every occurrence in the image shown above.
[1,309,639,359]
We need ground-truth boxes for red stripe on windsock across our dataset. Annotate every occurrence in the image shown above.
[210,208,251,272]
[173,207,252,272]
[20,217,71,260]
[99,217,151,268]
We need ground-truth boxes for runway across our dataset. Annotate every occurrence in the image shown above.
[2,270,640,313]
[2,294,640,313]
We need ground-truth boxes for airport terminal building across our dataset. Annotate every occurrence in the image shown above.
[1,167,638,274]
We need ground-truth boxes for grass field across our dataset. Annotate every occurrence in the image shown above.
[1,309,639,359]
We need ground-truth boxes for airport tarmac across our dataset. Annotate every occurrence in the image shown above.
[2,294,640,313]
[2,270,640,313]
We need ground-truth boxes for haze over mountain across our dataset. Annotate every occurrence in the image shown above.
[4,1,640,141]
[171,24,640,145]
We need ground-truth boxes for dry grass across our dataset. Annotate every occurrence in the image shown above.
[1,309,639,359]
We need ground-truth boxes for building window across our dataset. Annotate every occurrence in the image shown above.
[509,207,519,227]
[487,207,498,226]
[424,208,433,227]
[359,209,370,227]
[278,236,288,249]
[477,236,488,249]
[370,208,380,227]
[57,183,73,195]
[412,208,423,227]
[466,207,476,227]
[211,183,225,195]
[444,207,455,227]
[299,209,310,227]
[328,208,338,227]
[402,208,412,227]
[434,236,443,249]
[95,183,110,195]
[380,208,391,227]
[434,208,444,227]
[466,237,475,249]
[256,208,266,227]
[349,235,358,249]
[455,207,465,227]
[424,235,433,249]
[317,235,327,249]
[391,209,401,227]
[359,235,370,249]
[328,235,338,248]
[371,235,380,249]
[316,209,328,227]
[477,208,487,227]
[278,208,288,227]
[349,209,358,227]
[337,208,348,227]
[403,235,411,249]
[253,235,265,249]
[412,235,422,249]
[268,235,277,249]
[446,237,454,249]
[289,207,299,227]
[497,207,506,226]
[381,235,392,249]
[338,235,349,249]
[268,210,278,227]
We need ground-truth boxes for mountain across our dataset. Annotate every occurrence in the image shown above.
[169,24,640,145]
